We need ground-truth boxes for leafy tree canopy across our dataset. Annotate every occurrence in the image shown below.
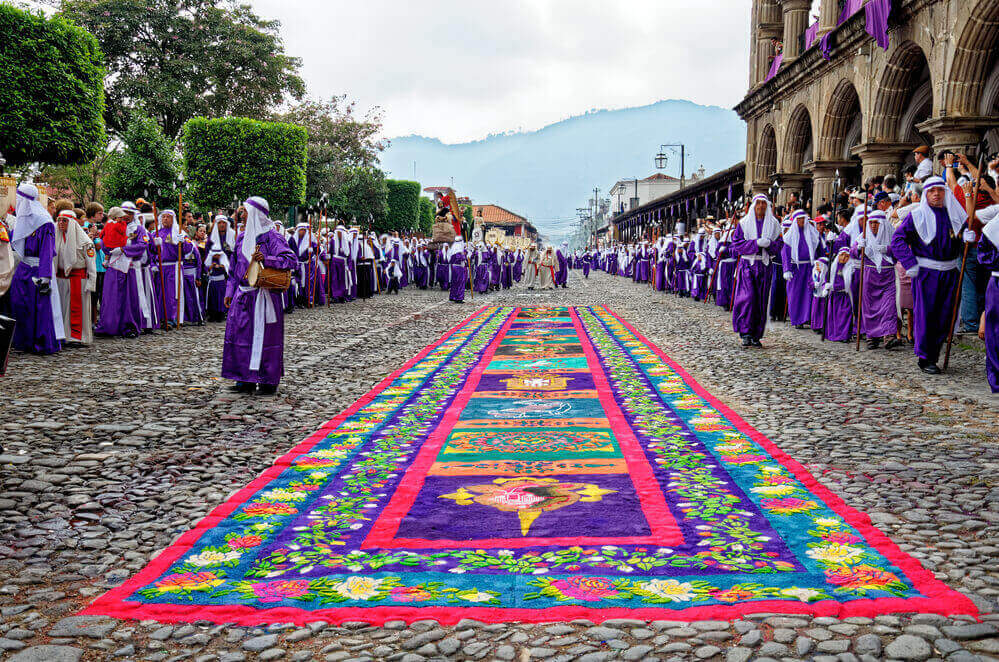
[103,111,180,208]
[60,0,305,138]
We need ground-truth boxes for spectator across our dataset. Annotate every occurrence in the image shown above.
[913,145,933,182]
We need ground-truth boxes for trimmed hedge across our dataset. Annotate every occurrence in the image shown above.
[418,196,434,234]
[181,116,307,209]
[0,5,106,166]
[385,179,420,231]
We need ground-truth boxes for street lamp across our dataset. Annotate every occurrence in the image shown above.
[656,144,686,188]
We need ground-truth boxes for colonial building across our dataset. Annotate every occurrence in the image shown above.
[608,173,682,217]
[736,0,999,207]
[471,204,539,240]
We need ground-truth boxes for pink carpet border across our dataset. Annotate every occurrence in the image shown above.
[80,305,980,625]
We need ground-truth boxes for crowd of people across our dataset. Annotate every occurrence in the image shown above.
[0,186,580,391]
[581,151,998,393]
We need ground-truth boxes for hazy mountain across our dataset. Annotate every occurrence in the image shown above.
[380,99,746,239]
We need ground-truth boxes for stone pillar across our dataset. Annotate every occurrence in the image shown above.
[753,0,783,86]
[816,0,838,38]
[782,0,811,61]
[917,117,999,159]
[776,173,810,207]
[807,161,856,208]
[853,143,909,183]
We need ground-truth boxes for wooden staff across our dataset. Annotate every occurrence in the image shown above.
[325,210,333,308]
[727,255,742,312]
[151,201,169,331]
[466,253,474,301]
[176,192,184,328]
[855,195,868,351]
[943,149,988,370]
[307,213,315,308]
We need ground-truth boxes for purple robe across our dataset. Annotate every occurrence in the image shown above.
[11,224,62,354]
[851,244,897,338]
[979,232,999,392]
[205,262,228,321]
[715,248,736,308]
[449,253,467,303]
[514,254,523,282]
[825,265,855,342]
[436,249,450,290]
[154,228,198,325]
[890,208,966,364]
[781,235,820,326]
[730,218,779,338]
[181,242,203,324]
[221,230,297,386]
[95,233,150,337]
[555,250,568,286]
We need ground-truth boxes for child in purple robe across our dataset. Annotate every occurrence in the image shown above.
[222,197,297,395]
[825,248,856,342]
[851,210,898,348]
[781,210,823,328]
[204,249,229,322]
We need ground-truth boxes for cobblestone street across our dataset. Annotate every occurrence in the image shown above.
[1,272,997,661]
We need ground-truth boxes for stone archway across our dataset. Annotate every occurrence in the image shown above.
[981,59,999,153]
[870,41,933,144]
[755,124,778,186]
[947,0,999,116]
[783,104,814,173]
[819,79,862,161]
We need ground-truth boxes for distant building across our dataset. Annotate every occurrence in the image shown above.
[609,174,681,217]
[471,204,538,240]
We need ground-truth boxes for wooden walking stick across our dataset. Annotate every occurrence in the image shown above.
[151,200,169,331]
[466,253,474,301]
[176,191,184,328]
[307,212,315,308]
[855,195,869,351]
[943,149,988,371]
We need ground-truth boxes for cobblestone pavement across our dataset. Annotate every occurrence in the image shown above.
[1,272,997,662]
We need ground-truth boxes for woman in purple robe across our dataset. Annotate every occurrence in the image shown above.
[781,210,822,328]
[825,248,856,342]
[9,183,63,354]
[473,245,490,294]
[581,250,591,279]
[490,246,502,291]
[889,177,972,374]
[851,210,898,348]
[555,243,569,288]
[412,244,430,289]
[730,194,781,347]
[448,239,468,303]
[979,215,998,392]
[222,197,297,395]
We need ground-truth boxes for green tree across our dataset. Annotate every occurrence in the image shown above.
[385,179,420,232]
[41,145,115,204]
[418,196,434,234]
[103,112,180,207]
[0,4,106,167]
[60,0,305,138]
[181,116,307,209]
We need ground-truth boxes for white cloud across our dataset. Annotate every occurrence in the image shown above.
[249,0,751,142]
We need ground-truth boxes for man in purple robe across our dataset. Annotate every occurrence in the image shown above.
[825,247,857,342]
[730,194,781,347]
[435,246,450,290]
[328,224,350,303]
[448,239,468,303]
[222,196,297,395]
[95,203,150,338]
[554,242,569,288]
[852,209,898,348]
[781,210,823,328]
[10,183,64,354]
[889,176,973,374]
[152,210,198,328]
[979,210,999,392]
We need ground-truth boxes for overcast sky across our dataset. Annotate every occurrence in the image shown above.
[249,0,752,144]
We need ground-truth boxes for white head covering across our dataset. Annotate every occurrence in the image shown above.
[55,210,94,275]
[210,215,235,252]
[909,176,968,244]
[448,237,466,260]
[243,196,272,264]
[829,246,855,307]
[11,183,53,257]
[204,247,230,272]
[738,194,780,265]
[294,223,312,256]
[782,209,820,262]
[159,210,183,243]
[859,209,892,269]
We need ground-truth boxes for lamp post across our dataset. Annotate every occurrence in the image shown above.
[655,144,686,189]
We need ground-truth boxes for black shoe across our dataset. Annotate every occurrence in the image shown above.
[741,335,752,347]
[918,359,941,375]
[257,384,278,396]
[867,337,882,350]
[750,338,763,348]
[885,338,903,350]
[230,381,256,394]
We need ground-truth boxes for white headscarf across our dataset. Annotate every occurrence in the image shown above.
[54,210,94,276]
[294,223,312,256]
[159,210,182,243]
[983,214,999,248]
[859,209,892,270]
[204,247,230,272]
[242,196,272,264]
[909,176,968,244]
[829,247,855,307]
[738,194,780,265]
[448,238,466,260]
[782,209,820,262]
[11,183,53,258]
[210,215,235,252]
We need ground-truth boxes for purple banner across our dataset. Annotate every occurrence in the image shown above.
[764,53,783,82]
[820,31,834,61]
[865,0,891,51]
[805,22,818,50]
[838,0,863,25]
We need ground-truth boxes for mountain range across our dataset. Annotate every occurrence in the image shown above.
[380,99,747,240]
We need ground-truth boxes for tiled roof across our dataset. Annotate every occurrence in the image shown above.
[472,204,528,226]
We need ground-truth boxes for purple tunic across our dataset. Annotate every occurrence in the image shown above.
[824,266,855,342]
[851,243,897,339]
[205,263,228,320]
[781,235,820,326]
[221,230,297,385]
[890,207,966,364]
[95,234,150,337]
[155,228,198,325]
[513,254,523,282]
[977,232,998,392]
[449,253,467,303]
[715,248,736,309]
[10,224,61,354]
[730,218,778,338]
[555,250,568,286]
[436,249,450,290]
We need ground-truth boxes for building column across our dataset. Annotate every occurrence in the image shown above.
[775,173,810,207]
[753,0,783,86]
[852,143,910,183]
[816,0,838,38]
[917,116,999,159]
[806,160,857,208]
[782,0,811,61]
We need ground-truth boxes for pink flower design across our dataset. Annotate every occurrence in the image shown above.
[721,453,767,465]
[390,586,432,602]
[549,576,619,602]
[822,531,861,545]
[761,497,819,515]
[251,580,311,603]
[825,565,900,591]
